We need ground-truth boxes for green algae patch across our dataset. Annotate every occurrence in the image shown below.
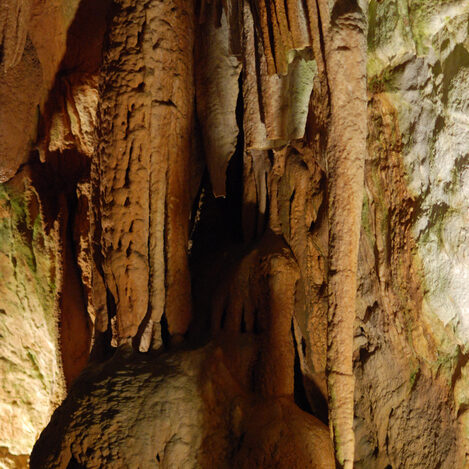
[361,192,375,247]
[409,364,420,391]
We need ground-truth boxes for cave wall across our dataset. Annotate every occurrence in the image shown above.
[0,169,64,465]
[354,2,469,466]
[0,0,468,468]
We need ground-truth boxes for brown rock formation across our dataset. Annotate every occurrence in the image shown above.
[31,344,335,469]
[92,0,194,348]
[322,2,367,466]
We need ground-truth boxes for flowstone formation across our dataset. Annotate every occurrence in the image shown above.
[0,0,468,468]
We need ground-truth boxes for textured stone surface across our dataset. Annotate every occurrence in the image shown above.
[0,171,64,464]
[368,0,469,345]
[242,2,316,152]
[93,0,194,347]
[322,2,368,466]
[196,1,241,197]
[352,90,460,467]
[360,2,469,464]
[31,345,335,469]
[0,0,82,183]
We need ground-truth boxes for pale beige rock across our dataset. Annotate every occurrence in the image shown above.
[47,75,99,157]
[242,3,315,151]
[0,171,65,462]
[352,78,461,469]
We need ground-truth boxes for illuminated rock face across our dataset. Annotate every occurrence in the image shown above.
[0,0,469,468]
[368,0,469,345]
[354,2,469,466]
[0,172,64,465]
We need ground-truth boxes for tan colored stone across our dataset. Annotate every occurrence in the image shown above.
[31,344,335,469]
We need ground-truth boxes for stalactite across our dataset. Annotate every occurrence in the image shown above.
[147,0,194,341]
[2,0,467,467]
[322,1,368,467]
[242,1,274,150]
[286,0,311,50]
[196,0,241,197]
[95,0,194,347]
[96,0,151,345]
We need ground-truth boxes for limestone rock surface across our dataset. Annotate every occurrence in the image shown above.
[337,2,469,466]
[368,0,469,346]
[31,345,335,469]
[0,0,82,182]
[0,170,65,466]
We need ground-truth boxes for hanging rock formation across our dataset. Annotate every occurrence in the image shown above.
[92,0,194,349]
[322,2,367,466]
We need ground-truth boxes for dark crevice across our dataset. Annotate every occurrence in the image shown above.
[292,324,328,424]
[220,307,228,330]
[188,73,246,344]
[442,44,469,104]
[67,455,86,469]
[241,308,247,333]
[160,313,170,349]
[292,326,314,416]
[253,309,261,335]
[132,303,153,352]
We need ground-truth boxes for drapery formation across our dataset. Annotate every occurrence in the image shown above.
[90,0,195,350]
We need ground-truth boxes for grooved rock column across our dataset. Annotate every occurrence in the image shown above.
[97,0,151,344]
[323,1,367,467]
[146,0,194,340]
[95,0,194,346]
